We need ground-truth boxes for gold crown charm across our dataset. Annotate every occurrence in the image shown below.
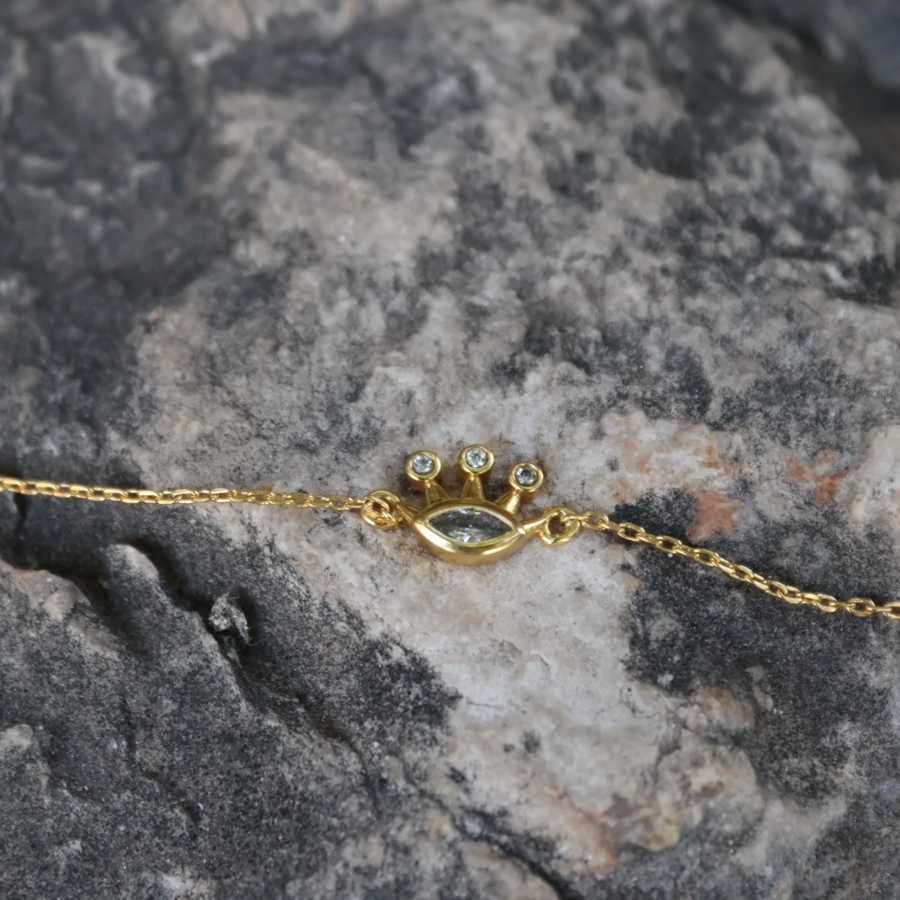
[383,444,551,565]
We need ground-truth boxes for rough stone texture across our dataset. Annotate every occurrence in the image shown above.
[2,0,900,898]
[727,0,900,92]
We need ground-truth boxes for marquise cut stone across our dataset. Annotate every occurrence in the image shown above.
[429,507,514,545]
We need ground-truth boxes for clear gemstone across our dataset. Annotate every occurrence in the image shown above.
[464,447,488,469]
[411,453,435,476]
[429,507,514,545]
[514,465,537,487]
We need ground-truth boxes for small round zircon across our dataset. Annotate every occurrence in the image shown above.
[464,447,489,470]
[411,453,435,476]
[514,465,538,488]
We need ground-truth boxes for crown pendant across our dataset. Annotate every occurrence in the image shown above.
[384,444,549,565]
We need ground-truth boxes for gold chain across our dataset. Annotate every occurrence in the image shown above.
[2,475,896,621]
[0,476,367,512]
[558,510,900,621]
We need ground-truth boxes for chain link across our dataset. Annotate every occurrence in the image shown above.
[563,510,900,621]
[0,476,366,512]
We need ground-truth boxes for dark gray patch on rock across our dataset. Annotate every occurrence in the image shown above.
[724,0,900,92]
[213,12,482,158]
[0,0,251,450]
[0,497,466,897]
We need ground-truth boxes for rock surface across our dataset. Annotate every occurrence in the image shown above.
[728,0,900,92]
[2,0,900,898]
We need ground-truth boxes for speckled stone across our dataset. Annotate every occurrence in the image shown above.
[2,1,900,898]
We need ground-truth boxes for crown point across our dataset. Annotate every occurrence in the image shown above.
[406,450,442,489]
[513,464,538,487]
[411,453,435,476]
[458,444,494,476]
[506,460,544,495]
[465,447,488,469]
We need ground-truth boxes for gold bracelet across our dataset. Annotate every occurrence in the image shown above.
[2,442,896,621]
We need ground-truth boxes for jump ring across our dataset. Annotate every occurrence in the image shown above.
[537,506,581,548]
[360,490,401,530]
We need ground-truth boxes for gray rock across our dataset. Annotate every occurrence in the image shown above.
[728,0,900,91]
[2,0,900,897]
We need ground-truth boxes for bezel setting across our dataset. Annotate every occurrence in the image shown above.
[414,499,525,564]
[394,444,547,565]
